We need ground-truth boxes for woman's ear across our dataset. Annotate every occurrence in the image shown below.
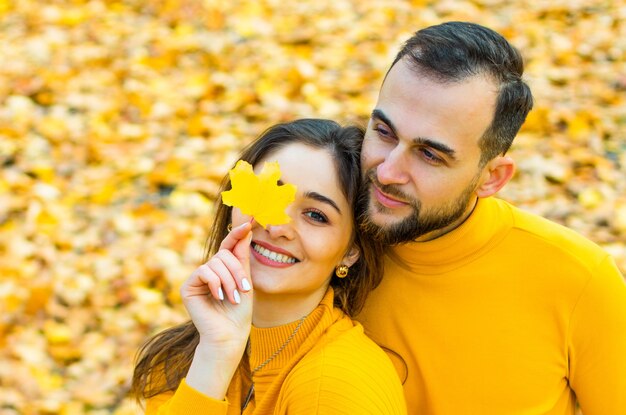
[342,245,361,268]
[476,156,516,198]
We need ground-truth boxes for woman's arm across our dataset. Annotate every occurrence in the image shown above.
[143,223,253,414]
[142,222,253,411]
[180,222,253,398]
[144,379,229,415]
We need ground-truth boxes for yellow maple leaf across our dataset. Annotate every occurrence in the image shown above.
[221,160,297,228]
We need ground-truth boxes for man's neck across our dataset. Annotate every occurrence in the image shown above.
[412,196,480,243]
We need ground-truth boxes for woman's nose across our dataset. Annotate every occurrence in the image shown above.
[266,221,296,240]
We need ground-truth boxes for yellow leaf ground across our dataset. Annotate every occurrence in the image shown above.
[1,1,624,413]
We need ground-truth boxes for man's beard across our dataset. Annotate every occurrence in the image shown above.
[358,169,478,245]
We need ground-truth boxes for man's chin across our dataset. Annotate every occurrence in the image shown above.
[364,210,413,234]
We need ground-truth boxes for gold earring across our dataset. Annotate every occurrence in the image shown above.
[227,223,232,232]
[335,265,349,278]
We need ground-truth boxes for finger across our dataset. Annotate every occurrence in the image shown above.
[232,230,252,280]
[214,249,252,292]
[206,256,241,304]
[219,222,252,252]
[187,264,224,301]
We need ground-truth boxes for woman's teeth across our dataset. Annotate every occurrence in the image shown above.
[253,243,297,264]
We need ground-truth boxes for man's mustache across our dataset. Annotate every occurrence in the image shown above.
[365,169,414,205]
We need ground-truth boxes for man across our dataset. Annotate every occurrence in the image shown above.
[357,21,626,415]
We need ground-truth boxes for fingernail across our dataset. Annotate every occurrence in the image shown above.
[218,287,224,300]
[241,278,251,291]
[233,290,241,304]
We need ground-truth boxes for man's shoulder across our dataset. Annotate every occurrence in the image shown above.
[496,198,608,259]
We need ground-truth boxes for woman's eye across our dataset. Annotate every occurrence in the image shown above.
[304,209,328,223]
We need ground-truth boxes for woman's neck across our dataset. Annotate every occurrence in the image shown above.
[251,286,328,328]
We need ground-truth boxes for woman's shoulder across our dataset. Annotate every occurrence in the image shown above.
[309,294,396,368]
[278,316,406,413]
[312,317,393,365]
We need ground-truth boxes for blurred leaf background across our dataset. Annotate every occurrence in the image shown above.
[0,0,624,414]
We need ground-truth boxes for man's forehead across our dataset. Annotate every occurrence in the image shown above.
[373,71,496,158]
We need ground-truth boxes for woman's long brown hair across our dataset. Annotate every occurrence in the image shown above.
[130,119,384,400]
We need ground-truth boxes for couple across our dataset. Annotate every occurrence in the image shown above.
[131,22,626,414]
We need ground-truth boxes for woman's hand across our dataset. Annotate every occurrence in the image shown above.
[181,222,254,399]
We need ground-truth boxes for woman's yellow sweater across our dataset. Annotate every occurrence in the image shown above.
[145,289,406,414]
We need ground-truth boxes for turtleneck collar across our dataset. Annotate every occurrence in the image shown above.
[248,288,339,373]
[389,197,512,274]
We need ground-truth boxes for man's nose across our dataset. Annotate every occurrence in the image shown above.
[376,147,410,185]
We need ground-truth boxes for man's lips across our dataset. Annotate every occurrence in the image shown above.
[372,184,410,209]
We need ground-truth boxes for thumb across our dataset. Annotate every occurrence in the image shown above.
[232,229,252,278]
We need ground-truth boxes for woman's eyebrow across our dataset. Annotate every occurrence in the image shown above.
[304,191,341,214]
[277,180,342,214]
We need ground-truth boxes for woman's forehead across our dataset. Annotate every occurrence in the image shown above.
[257,143,349,206]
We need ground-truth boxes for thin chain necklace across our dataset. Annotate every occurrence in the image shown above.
[241,315,307,411]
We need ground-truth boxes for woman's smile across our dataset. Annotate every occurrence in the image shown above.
[251,241,299,267]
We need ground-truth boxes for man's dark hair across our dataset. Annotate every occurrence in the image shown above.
[390,21,534,165]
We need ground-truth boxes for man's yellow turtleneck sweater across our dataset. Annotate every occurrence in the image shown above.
[145,289,406,414]
[358,197,626,415]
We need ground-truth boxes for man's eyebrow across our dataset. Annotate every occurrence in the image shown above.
[371,109,457,160]
[413,137,456,160]
[371,109,398,136]
[304,191,341,214]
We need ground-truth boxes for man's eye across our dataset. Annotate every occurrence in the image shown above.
[304,209,328,223]
[421,148,443,164]
[373,124,391,137]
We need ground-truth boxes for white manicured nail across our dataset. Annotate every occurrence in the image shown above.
[233,290,241,304]
[218,287,224,300]
[241,278,251,291]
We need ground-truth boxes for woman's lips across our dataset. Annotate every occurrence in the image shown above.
[251,241,298,268]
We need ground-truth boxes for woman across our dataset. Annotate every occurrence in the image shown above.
[131,119,406,414]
